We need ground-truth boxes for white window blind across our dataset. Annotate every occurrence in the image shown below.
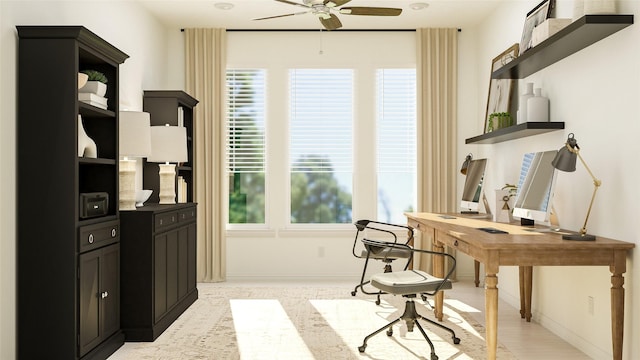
[289,69,353,173]
[226,70,266,173]
[376,69,416,174]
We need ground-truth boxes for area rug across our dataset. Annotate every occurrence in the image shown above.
[109,283,515,359]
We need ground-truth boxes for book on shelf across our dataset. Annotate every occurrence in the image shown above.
[78,93,108,109]
[178,106,184,127]
[177,176,188,203]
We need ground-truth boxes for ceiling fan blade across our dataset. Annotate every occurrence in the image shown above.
[339,7,402,16]
[253,11,309,21]
[324,0,351,7]
[319,13,343,30]
[274,0,310,9]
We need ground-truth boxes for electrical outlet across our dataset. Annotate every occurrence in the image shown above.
[588,296,594,315]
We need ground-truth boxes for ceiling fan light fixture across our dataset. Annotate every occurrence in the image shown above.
[214,2,234,10]
[410,2,429,11]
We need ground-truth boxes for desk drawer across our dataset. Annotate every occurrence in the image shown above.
[438,232,471,253]
[177,207,196,223]
[79,220,119,253]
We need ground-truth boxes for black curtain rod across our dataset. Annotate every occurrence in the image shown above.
[181,28,461,32]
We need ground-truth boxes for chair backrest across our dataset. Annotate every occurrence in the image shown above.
[351,219,414,259]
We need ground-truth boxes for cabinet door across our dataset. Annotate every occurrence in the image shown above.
[178,225,189,299]
[154,233,167,322]
[166,230,179,310]
[101,244,120,338]
[78,243,120,357]
[79,250,101,357]
[187,223,197,292]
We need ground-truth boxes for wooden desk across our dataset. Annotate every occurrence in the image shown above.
[405,212,634,360]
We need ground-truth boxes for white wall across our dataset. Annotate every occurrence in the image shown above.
[0,2,176,358]
[466,1,639,359]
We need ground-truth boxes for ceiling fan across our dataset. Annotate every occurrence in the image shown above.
[254,0,403,31]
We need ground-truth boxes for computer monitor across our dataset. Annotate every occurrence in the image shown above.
[460,158,487,213]
[512,150,558,224]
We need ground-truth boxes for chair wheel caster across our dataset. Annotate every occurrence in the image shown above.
[386,328,393,336]
[453,337,461,344]
[358,345,366,353]
[351,291,356,296]
[375,299,381,305]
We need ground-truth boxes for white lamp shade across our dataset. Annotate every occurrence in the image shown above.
[148,125,188,163]
[119,111,152,157]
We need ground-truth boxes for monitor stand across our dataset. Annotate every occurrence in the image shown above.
[461,194,492,219]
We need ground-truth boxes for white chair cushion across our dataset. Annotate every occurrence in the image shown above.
[370,269,452,295]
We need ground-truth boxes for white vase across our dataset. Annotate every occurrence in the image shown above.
[527,88,549,122]
[584,0,616,14]
[518,82,534,124]
[79,81,107,97]
[78,115,97,158]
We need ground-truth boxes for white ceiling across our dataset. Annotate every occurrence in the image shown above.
[135,0,505,30]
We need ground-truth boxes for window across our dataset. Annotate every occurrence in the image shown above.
[289,69,353,224]
[226,69,266,224]
[376,69,417,223]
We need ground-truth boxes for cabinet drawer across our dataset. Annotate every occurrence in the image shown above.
[177,207,196,223]
[79,220,119,253]
[155,211,178,231]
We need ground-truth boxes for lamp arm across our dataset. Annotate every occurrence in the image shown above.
[576,151,601,236]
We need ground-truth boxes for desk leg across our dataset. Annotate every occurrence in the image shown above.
[611,250,627,360]
[432,240,445,321]
[485,264,499,360]
[519,266,532,321]
[474,260,480,287]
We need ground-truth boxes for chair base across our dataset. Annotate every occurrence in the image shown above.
[358,297,460,360]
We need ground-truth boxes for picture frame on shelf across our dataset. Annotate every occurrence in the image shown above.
[484,44,518,133]
[519,0,554,55]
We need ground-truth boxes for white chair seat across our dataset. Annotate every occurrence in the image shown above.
[371,269,452,296]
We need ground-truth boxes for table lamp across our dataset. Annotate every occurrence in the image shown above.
[119,111,152,210]
[551,133,600,241]
[148,124,187,204]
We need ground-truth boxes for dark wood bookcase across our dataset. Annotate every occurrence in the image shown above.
[142,90,199,203]
[17,26,128,359]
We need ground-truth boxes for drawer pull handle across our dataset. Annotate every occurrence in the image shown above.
[111,228,116,237]
[160,219,163,225]
[454,240,459,246]
[172,216,176,222]
[101,291,109,299]
[88,234,94,244]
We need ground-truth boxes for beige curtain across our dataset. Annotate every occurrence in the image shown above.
[414,28,459,274]
[184,28,227,282]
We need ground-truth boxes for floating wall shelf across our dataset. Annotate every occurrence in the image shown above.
[466,122,565,144]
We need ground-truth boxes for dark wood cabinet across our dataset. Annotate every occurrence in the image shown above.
[120,203,198,341]
[16,26,128,359]
[143,90,199,203]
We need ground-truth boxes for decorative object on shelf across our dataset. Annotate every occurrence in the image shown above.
[551,133,600,241]
[527,88,549,122]
[119,111,152,210]
[531,18,571,47]
[519,0,553,55]
[148,124,188,204]
[460,153,473,175]
[484,44,518,133]
[517,82,534,124]
[487,112,512,132]
[135,189,153,207]
[78,115,97,158]
[584,0,616,14]
[495,184,517,223]
[78,72,88,89]
[79,69,108,108]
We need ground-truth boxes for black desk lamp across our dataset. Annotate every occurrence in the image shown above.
[460,153,472,175]
[551,133,600,241]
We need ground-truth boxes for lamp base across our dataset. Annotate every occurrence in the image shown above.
[562,233,596,241]
[158,163,177,204]
[119,159,136,211]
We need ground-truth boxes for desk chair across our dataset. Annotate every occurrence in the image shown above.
[357,239,460,360]
[350,220,413,305]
